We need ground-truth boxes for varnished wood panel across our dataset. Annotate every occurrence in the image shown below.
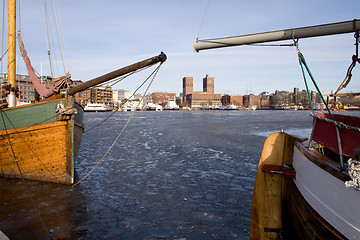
[250,132,297,240]
[0,121,72,183]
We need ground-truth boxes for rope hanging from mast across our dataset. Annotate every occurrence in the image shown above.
[196,0,211,41]
[333,31,360,96]
[73,62,164,187]
[294,39,334,119]
[41,0,68,79]
[83,63,163,133]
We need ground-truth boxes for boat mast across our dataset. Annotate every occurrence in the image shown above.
[7,0,16,107]
[194,19,360,52]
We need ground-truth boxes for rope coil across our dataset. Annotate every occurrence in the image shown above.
[345,158,360,190]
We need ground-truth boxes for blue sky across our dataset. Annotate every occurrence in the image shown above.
[6,0,360,95]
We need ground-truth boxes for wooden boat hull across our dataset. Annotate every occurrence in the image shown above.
[285,167,347,239]
[251,132,359,239]
[0,98,84,184]
[292,141,359,239]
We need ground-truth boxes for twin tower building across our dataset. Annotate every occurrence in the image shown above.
[182,75,221,108]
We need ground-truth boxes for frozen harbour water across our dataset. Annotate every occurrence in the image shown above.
[1,110,317,239]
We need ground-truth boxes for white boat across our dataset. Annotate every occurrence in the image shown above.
[146,102,163,111]
[84,103,113,112]
[219,104,238,110]
[195,19,360,239]
[164,99,179,110]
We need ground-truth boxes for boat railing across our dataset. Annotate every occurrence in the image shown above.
[310,113,360,167]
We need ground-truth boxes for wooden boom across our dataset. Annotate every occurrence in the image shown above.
[68,52,167,95]
[194,19,360,52]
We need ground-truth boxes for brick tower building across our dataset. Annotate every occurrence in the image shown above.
[203,74,214,93]
[183,76,193,98]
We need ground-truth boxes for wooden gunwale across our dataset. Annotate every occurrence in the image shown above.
[294,140,350,182]
[1,97,67,111]
[0,118,66,135]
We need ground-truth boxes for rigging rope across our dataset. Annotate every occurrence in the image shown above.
[294,40,334,120]
[84,64,159,133]
[41,0,54,79]
[73,62,163,187]
[1,0,5,78]
[196,0,211,40]
[42,0,67,79]
[50,0,68,75]
[97,64,152,88]
[294,39,347,167]
[0,42,13,62]
[334,32,359,96]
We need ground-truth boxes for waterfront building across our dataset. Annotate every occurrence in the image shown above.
[203,75,214,93]
[260,94,271,108]
[270,90,291,107]
[296,90,313,108]
[182,75,221,108]
[72,80,91,106]
[244,94,260,109]
[90,86,113,106]
[293,88,299,105]
[113,89,134,103]
[1,73,52,104]
[1,73,81,104]
[1,74,116,108]
[15,74,36,103]
[183,76,193,97]
[176,95,183,107]
[152,92,177,106]
[186,92,222,108]
[221,94,244,106]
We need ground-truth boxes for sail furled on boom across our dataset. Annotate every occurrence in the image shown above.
[19,34,56,98]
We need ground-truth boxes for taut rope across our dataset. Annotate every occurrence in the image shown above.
[73,63,164,187]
